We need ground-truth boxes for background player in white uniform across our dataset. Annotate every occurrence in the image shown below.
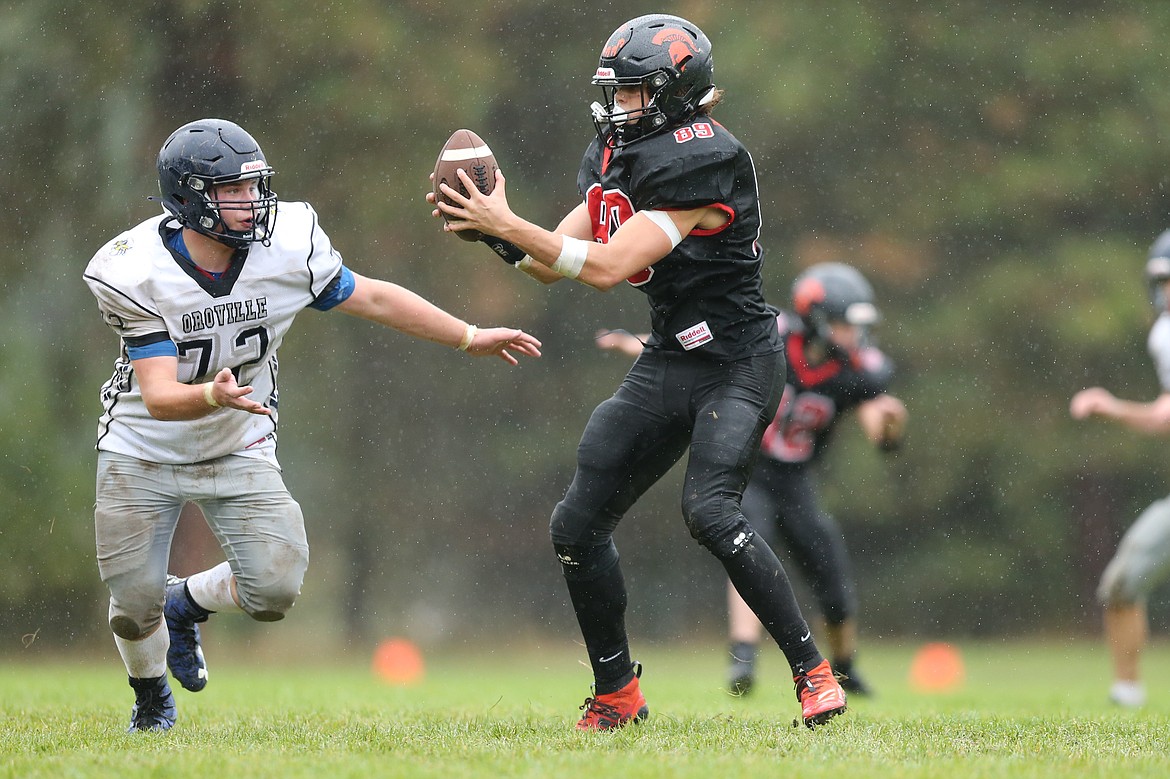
[84,118,541,732]
[1070,230,1170,708]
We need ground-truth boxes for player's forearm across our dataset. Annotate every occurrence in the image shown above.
[491,206,626,291]
[503,222,664,291]
[141,382,220,421]
[133,355,219,420]
[1098,398,1170,435]
[494,219,599,284]
[515,208,592,285]
[343,278,472,349]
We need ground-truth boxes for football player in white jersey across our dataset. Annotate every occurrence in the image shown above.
[84,118,541,732]
[1070,230,1170,708]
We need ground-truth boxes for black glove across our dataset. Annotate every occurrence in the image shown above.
[478,235,527,266]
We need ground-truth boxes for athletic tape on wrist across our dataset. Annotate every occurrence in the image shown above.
[516,256,534,271]
[203,382,219,408]
[458,323,478,351]
[550,236,588,279]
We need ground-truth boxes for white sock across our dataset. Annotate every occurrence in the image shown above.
[114,624,168,679]
[186,561,243,613]
[1109,680,1146,708]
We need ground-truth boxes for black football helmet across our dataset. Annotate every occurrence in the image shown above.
[792,262,881,346]
[590,14,716,149]
[156,119,277,249]
[1146,229,1170,310]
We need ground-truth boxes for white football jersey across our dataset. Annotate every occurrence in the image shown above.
[84,202,343,465]
[1150,312,1170,393]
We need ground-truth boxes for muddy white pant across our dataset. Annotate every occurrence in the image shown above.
[95,451,309,640]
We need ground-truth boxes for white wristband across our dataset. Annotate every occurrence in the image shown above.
[203,382,219,408]
[550,236,589,279]
[516,256,534,271]
[458,323,478,351]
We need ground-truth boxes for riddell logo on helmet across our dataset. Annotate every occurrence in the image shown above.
[651,28,700,69]
[240,160,267,173]
[596,67,616,79]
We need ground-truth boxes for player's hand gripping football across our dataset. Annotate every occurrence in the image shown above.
[429,168,513,241]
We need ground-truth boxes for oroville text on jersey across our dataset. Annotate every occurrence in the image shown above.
[182,297,269,334]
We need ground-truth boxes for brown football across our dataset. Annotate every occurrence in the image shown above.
[432,128,498,242]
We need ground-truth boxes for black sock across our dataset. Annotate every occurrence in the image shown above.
[720,537,824,675]
[730,640,757,665]
[564,560,634,694]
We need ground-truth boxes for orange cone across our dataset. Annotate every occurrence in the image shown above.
[909,642,964,692]
[372,638,425,685]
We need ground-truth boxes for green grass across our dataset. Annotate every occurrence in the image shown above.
[2,639,1169,778]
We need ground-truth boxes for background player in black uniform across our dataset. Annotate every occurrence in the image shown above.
[726,263,905,696]
[430,14,847,730]
[597,262,907,698]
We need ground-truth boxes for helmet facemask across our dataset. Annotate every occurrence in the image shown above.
[1146,255,1170,313]
[179,167,278,250]
[591,70,673,148]
[590,14,716,150]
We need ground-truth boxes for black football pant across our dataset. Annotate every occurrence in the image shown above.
[549,348,822,692]
[742,460,858,625]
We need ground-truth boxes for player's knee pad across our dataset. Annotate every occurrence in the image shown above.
[238,583,297,622]
[235,553,308,622]
[109,612,163,640]
[107,582,164,640]
[1098,499,1170,606]
[806,561,857,624]
[549,498,599,546]
[820,591,857,625]
[1097,557,1146,607]
[553,540,619,582]
[682,494,754,559]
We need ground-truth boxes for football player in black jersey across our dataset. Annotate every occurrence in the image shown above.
[431,14,847,730]
[598,263,907,699]
[725,263,905,697]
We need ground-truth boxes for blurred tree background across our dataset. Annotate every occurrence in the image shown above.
[4,0,1170,660]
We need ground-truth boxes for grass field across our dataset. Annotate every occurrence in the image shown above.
[2,639,1168,778]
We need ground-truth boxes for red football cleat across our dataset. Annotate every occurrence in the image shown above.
[576,666,649,731]
[794,659,847,728]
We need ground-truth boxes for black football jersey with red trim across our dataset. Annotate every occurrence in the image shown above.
[759,313,894,464]
[576,118,781,361]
